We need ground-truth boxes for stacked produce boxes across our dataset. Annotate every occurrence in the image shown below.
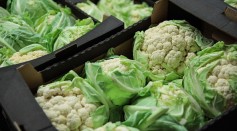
[0,0,124,70]
[0,0,237,131]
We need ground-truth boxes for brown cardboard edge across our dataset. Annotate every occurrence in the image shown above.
[151,0,168,24]
[224,6,237,22]
[17,64,44,94]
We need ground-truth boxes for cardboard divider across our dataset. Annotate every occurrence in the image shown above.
[170,0,237,43]
[151,0,167,24]
[17,64,44,94]
[0,68,56,131]
[225,6,237,22]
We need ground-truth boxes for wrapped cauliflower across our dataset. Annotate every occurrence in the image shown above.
[133,20,213,81]
[35,71,110,131]
[184,41,237,118]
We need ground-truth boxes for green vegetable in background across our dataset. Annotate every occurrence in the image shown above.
[76,0,153,28]
[0,47,14,65]
[184,41,237,118]
[225,0,237,8]
[0,15,44,52]
[133,20,213,82]
[7,0,61,25]
[0,44,48,67]
[53,18,96,51]
[123,80,205,131]
[0,7,10,18]
[76,1,104,22]
[34,11,76,52]
[76,55,152,107]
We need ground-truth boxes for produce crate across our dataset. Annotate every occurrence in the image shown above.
[68,0,155,28]
[0,0,237,130]
[0,0,124,70]
[202,0,237,25]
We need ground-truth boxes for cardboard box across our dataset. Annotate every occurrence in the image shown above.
[0,0,237,130]
[68,0,155,27]
[0,0,124,70]
[200,0,237,34]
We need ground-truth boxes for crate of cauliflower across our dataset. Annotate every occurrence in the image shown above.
[73,0,154,28]
[0,0,237,131]
[0,0,123,69]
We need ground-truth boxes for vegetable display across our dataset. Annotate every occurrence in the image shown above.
[76,0,153,28]
[35,43,237,131]
[32,15,237,130]
[225,0,237,8]
[133,20,213,82]
[184,41,237,118]
[0,0,97,67]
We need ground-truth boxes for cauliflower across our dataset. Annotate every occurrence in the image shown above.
[133,20,213,81]
[80,55,150,106]
[53,18,96,51]
[9,50,48,64]
[77,0,153,28]
[0,44,48,66]
[184,41,237,118]
[83,122,140,131]
[36,81,99,131]
[123,80,205,131]
[224,0,237,8]
[207,60,237,107]
[35,70,111,131]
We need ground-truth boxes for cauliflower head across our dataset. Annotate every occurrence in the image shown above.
[133,20,213,81]
[0,44,48,67]
[36,81,98,131]
[184,41,237,118]
[53,18,96,51]
[152,80,205,130]
[92,122,140,131]
[35,71,109,131]
[81,55,150,106]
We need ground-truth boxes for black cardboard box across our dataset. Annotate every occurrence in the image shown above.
[0,0,124,70]
[200,0,237,31]
[1,0,237,130]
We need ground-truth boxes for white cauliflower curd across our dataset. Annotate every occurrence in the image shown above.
[35,80,98,131]
[133,20,213,81]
